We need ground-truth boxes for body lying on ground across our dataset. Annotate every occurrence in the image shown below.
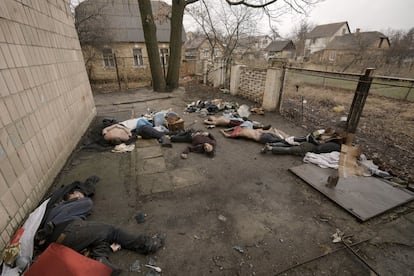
[220,126,288,144]
[170,130,216,159]
[34,178,165,275]
[102,116,171,147]
[204,115,269,129]
[261,128,345,156]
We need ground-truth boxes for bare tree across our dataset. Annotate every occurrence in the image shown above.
[385,28,414,69]
[74,1,114,78]
[138,0,167,91]
[140,0,320,91]
[187,0,258,61]
[291,19,314,59]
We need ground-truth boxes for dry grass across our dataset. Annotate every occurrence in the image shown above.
[282,83,414,183]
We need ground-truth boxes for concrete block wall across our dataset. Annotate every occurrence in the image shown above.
[238,67,267,104]
[0,0,96,250]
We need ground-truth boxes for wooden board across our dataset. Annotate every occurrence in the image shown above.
[289,164,414,221]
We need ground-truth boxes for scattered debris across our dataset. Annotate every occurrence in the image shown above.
[332,105,345,113]
[237,104,251,118]
[218,215,227,222]
[129,259,141,272]
[331,229,344,243]
[250,106,265,115]
[232,245,244,254]
[145,264,162,273]
[193,235,200,240]
[134,212,146,224]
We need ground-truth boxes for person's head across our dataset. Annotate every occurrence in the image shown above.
[203,143,215,157]
[64,190,85,201]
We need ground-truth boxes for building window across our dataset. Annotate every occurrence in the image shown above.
[329,51,336,61]
[159,48,169,65]
[133,48,143,66]
[202,49,209,59]
[102,48,115,68]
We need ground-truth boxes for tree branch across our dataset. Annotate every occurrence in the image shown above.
[225,0,279,8]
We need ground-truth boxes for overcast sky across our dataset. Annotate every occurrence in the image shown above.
[182,0,414,37]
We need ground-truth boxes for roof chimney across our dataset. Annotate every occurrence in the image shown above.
[355,28,360,34]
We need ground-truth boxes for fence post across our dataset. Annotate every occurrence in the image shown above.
[346,68,375,144]
[230,65,244,95]
[114,53,121,90]
[403,82,413,101]
[262,59,286,112]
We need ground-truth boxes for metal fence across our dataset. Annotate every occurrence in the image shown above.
[280,66,414,183]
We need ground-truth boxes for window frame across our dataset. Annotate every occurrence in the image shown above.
[133,48,144,67]
[102,47,115,68]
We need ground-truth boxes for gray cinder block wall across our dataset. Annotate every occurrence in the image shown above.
[230,65,284,111]
[0,0,96,250]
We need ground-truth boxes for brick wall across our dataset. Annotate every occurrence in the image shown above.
[85,42,152,83]
[238,67,267,104]
[0,0,96,250]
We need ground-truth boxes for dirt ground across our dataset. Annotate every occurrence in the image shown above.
[47,82,414,276]
[280,81,414,184]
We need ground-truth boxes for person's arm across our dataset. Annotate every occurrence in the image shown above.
[220,129,231,138]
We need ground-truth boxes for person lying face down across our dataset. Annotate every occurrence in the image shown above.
[220,126,288,144]
[204,115,270,129]
[170,130,216,159]
[261,128,345,156]
[102,117,171,147]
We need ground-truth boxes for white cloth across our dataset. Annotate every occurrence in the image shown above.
[284,136,300,146]
[1,199,50,276]
[120,118,139,130]
[303,151,340,169]
[111,143,135,153]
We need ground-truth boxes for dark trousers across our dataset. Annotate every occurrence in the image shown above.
[59,220,152,258]
[270,142,341,156]
[44,198,93,226]
[170,131,193,143]
[137,125,165,139]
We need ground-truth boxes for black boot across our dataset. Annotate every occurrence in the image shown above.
[159,136,172,147]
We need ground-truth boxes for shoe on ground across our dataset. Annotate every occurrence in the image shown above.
[145,233,166,254]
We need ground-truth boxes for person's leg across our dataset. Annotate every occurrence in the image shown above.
[44,198,93,226]
[59,220,115,256]
[108,227,165,254]
[312,142,341,153]
[138,125,171,147]
[138,125,165,139]
[59,220,163,254]
[170,131,193,143]
[259,133,284,144]
[266,142,316,156]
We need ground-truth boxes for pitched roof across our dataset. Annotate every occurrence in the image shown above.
[325,31,389,50]
[75,0,186,43]
[265,40,295,52]
[184,37,207,50]
[307,22,349,39]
